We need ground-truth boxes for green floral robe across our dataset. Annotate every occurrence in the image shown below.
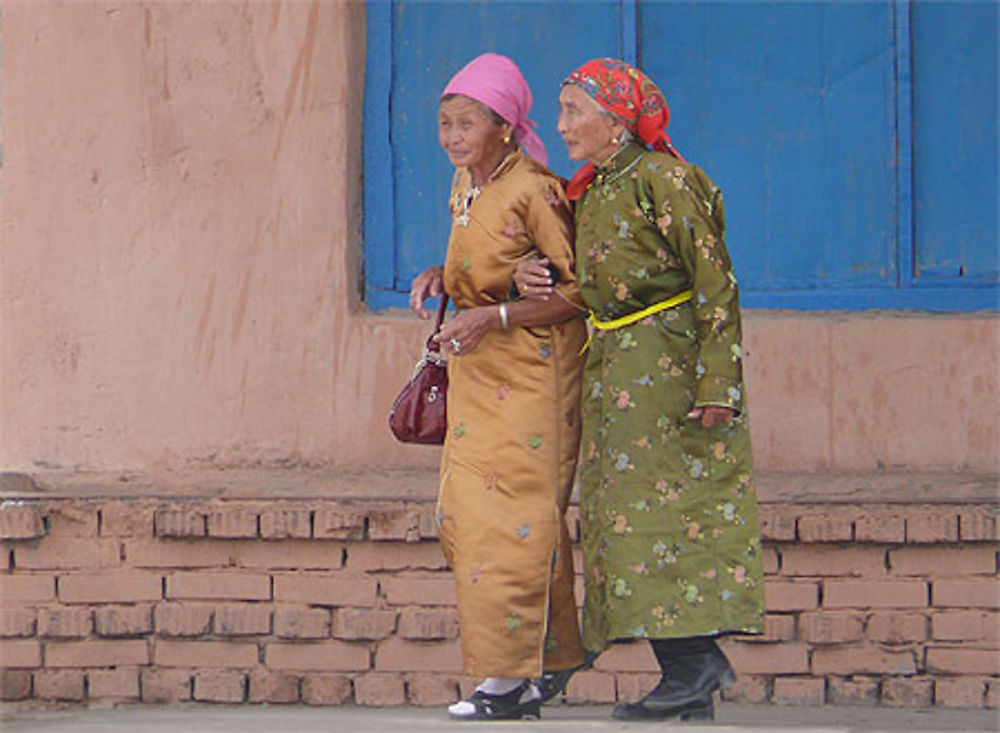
[575,143,765,651]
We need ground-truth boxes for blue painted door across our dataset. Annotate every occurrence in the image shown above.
[364,0,998,312]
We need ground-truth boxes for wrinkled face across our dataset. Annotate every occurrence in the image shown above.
[438,95,508,170]
[557,83,621,164]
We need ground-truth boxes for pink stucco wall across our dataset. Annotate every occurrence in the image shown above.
[1,2,997,476]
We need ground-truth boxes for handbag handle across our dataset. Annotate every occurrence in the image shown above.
[425,294,449,353]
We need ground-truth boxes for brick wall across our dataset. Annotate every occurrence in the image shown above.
[0,492,996,709]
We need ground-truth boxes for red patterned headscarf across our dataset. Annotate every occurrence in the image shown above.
[563,58,684,200]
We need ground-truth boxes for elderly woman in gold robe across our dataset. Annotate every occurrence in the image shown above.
[408,53,587,721]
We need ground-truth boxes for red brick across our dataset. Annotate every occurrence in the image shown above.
[249,670,300,703]
[207,508,258,539]
[233,541,345,570]
[720,674,769,704]
[375,637,462,673]
[564,670,616,703]
[936,677,986,708]
[46,639,149,668]
[396,607,457,640]
[301,673,352,705]
[823,580,927,609]
[906,510,959,543]
[926,647,1000,675]
[827,676,879,705]
[259,509,312,540]
[381,575,457,606]
[313,508,365,541]
[354,672,406,706]
[0,670,32,701]
[855,514,905,543]
[14,537,120,570]
[812,646,916,675]
[214,603,271,635]
[882,676,933,707]
[274,606,331,639]
[761,546,779,575]
[772,676,825,705]
[764,580,819,611]
[45,504,99,537]
[58,572,162,603]
[94,605,153,637]
[0,550,7,571]
[35,669,85,701]
[799,612,864,644]
[0,505,44,540]
[758,506,797,541]
[154,602,213,636]
[407,673,460,706]
[889,546,996,576]
[797,513,854,542]
[266,641,369,672]
[0,640,41,668]
[346,542,449,572]
[368,507,434,542]
[154,509,206,538]
[37,607,92,638]
[932,579,999,609]
[88,668,140,700]
[98,502,156,537]
[719,640,810,674]
[616,672,664,703]
[932,610,996,641]
[154,640,258,669]
[867,612,927,643]
[333,608,397,640]
[273,574,376,607]
[141,669,192,702]
[166,572,270,601]
[0,608,36,637]
[193,669,247,702]
[763,614,797,641]
[959,508,997,541]
[0,574,56,602]
[781,546,885,578]
[124,538,234,568]
[987,679,1000,709]
[592,640,659,672]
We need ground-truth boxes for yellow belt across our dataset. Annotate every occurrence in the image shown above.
[581,289,693,354]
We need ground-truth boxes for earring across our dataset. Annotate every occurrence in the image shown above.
[503,134,511,145]
[611,135,620,145]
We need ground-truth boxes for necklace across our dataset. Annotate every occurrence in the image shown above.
[593,146,643,189]
[452,150,518,227]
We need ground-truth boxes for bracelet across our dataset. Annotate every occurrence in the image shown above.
[498,302,511,330]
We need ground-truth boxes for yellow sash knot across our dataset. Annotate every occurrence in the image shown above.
[581,289,693,354]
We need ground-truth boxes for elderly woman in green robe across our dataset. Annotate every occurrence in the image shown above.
[517,58,765,722]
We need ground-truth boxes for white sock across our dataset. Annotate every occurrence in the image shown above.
[447,678,536,717]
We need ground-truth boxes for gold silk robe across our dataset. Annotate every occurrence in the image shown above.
[437,152,587,677]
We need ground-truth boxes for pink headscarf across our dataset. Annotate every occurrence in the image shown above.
[442,53,548,166]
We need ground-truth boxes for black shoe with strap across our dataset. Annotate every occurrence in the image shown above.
[448,681,541,721]
[532,649,600,703]
[611,636,734,722]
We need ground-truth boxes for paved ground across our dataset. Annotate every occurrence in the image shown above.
[1,703,997,733]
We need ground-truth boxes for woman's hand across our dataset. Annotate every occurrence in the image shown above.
[513,257,555,300]
[409,266,445,319]
[687,405,736,428]
[433,305,497,356]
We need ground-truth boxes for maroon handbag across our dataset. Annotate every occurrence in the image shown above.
[388,295,449,444]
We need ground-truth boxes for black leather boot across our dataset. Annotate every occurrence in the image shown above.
[611,636,734,721]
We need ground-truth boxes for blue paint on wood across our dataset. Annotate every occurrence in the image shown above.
[911,0,999,283]
[363,0,998,312]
